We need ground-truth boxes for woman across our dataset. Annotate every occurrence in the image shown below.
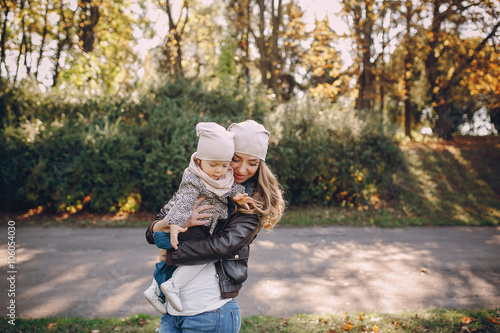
[146,120,285,332]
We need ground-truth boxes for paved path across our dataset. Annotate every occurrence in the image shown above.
[1,226,499,319]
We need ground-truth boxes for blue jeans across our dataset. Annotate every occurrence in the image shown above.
[159,299,241,333]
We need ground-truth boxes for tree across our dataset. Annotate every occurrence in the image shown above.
[78,0,100,53]
[341,0,403,118]
[387,0,424,137]
[157,0,190,79]
[52,0,74,87]
[401,0,419,137]
[422,0,500,139]
[225,0,308,102]
[0,0,139,94]
[224,0,251,87]
[465,40,500,133]
[341,0,378,113]
[0,0,17,79]
[304,17,345,102]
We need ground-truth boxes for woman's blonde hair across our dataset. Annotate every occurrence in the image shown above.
[239,161,285,230]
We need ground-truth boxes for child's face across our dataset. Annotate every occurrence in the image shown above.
[200,160,230,180]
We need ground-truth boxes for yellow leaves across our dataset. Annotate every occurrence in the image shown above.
[342,322,354,330]
[446,66,455,80]
[308,83,341,100]
[46,322,57,329]
[459,316,478,333]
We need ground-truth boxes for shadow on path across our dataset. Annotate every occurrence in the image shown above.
[0,226,499,318]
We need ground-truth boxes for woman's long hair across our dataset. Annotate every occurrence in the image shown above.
[243,161,285,230]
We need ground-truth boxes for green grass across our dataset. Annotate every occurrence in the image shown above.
[0,211,154,229]
[2,309,499,332]
[2,136,499,229]
[392,136,500,227]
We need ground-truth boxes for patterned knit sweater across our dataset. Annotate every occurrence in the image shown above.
[166,168,245,235]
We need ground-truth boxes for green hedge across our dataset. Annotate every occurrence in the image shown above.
[265,99,406,207]
[0,80,252,213]
[0,81,405,213]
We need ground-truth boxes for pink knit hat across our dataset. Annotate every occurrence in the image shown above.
[228,120,270,161]
[196,122,235,161]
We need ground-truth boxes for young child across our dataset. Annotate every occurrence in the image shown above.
[144,122,253,314]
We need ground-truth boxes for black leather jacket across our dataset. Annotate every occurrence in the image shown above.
[146,211,261,299]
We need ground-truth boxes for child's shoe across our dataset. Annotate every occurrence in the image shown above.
[144,281,166,314]
[161,280,183,312]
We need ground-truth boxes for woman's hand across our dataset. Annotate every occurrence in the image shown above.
[183,197,213,228]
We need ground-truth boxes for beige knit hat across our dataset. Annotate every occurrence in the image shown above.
[196,122,235,161]
[228,120,270,161]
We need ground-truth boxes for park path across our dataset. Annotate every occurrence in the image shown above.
[1,225,499,319]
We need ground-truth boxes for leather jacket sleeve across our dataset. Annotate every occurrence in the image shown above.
[165,211,261,266]
[146,197,175,244]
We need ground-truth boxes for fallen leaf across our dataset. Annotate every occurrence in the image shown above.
[342,323,354,331]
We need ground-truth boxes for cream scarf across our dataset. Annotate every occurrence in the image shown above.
[188,153,234,196]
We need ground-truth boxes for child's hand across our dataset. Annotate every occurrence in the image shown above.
[170,224,188,250]
[233,193,254,210]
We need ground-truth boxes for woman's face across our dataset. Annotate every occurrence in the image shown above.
[230,153,260,184]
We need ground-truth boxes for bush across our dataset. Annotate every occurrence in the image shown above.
[266,99,406,207]
[0,79,250,213]
[136,80,252,211]
[0,83,405,214]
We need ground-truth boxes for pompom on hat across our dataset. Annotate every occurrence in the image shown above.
[196,122,235,161]
[228,120,270,161]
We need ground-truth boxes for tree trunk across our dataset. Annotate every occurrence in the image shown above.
[35,1,50,81]
[79,0,100,53]
[403,0,413,138]
[350,0,376,113]
[13,0,28,84]
[52,1,71,87]
[0,1,11,78]
[164,0,188,79]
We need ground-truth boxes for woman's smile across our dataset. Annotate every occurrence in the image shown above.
[233,172,246,180]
